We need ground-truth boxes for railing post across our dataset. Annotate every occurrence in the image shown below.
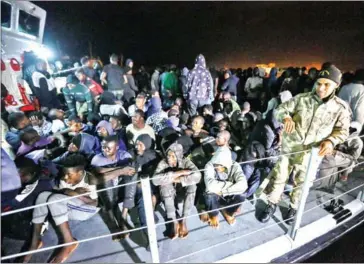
[140,176,160,263]
[289,147,321,240]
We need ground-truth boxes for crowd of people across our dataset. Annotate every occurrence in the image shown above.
[1,52,364,263]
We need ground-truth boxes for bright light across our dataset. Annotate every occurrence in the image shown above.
[29,43,54,60]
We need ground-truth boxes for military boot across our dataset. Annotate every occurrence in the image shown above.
[285,207,297,225]
[258,202,277,223]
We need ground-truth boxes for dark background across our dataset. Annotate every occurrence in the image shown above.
[34,1,364,71]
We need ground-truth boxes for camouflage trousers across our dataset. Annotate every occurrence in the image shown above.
[265,151,313,209]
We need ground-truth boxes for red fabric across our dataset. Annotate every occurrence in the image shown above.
[1,60,5,71]
[4,94,18,106]
[19,105,35,112]
[10,58,21,72]
[88,79,104,96]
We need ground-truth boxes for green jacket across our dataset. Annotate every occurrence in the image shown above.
[275,91,351,153]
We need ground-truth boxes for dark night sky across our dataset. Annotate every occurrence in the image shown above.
[34,1,364,71]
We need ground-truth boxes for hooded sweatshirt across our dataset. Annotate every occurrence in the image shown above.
[96,120,127,151]
[16,136,54,156]
[135,134,159,177]
[204,147,248,197]
[53,133,101,164]
[187,54,213,102]
[152,142,201,187]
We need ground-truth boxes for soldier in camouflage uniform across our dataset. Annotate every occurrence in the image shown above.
[258,64,351,224]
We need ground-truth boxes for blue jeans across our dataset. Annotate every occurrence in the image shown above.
[241,164,261,198]
[204,193,245,217]
[135,185,158,232]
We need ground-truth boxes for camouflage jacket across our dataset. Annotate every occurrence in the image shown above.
[275,91,351,153]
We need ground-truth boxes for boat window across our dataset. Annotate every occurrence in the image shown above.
[1,2,12,28]
[18,9,40,37]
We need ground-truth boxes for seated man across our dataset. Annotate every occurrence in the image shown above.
[152,142,201,239]
[5,112,31,152]
[315,121,363,194]
[184,115,209,148]
[91,136,135,239]
[109,114,129,148]
[23,154,100,263]
[29,111,52,137]
[125,109,156,149]
[241,141,268,198]
[128,92,149,117]
[17,127,66,157]
[53,132,101,164]
[132,134,160,245]
[96,120,127,151]
[203,147,248,228]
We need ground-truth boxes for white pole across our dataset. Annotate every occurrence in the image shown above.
[140,176,160,263]
[289,147,320,240]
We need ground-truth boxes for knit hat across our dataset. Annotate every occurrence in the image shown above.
[317,64,342,85]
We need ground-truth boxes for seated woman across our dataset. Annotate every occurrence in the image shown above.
[23,154,100,263]
[203,147,248,229]
[152,142,201,240]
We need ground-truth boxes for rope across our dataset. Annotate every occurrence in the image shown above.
[1,179,141,217]
[1,150,308,217]
[1,155,363,261]
[167,182,364,263]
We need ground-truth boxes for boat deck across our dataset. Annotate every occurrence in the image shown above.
[2,163,364,263]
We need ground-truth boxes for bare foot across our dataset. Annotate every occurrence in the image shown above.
[22,240,43,263]
[222,210,236,226]
[209,215,220,229]
[168,222,179,240]
[50,241,79,263]
[199,212,210,223]
[233,207,242,217]
[178,220,189,239]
